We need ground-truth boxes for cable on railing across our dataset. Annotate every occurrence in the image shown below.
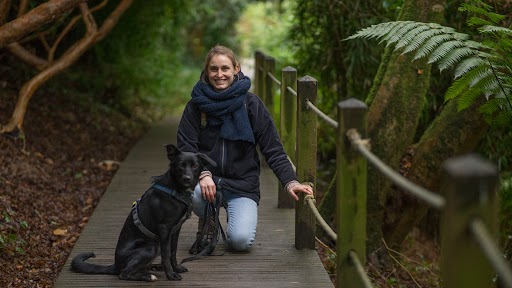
[349,250,375,288]
[305,195,337,241]
[469,218,512,288]
[286,86,297,97]
[305,100,339,128]
[346,129,446,210]
[267,71,282,86]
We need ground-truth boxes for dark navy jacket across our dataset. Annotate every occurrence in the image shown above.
[177,92,297,204]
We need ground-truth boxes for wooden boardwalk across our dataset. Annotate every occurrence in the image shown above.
[54,117,333,288]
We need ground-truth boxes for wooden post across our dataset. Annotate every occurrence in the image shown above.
[263,55,275,120]
[278,67,297,209]
[295,75,317,250]
[254,50,264,98]
[441,154,498,288]
[336,98,368,288]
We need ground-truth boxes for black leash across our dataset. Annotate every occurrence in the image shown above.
[180,191,227,264]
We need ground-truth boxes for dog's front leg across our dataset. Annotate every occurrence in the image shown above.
[171,227,188,273]
[159,225,182,281]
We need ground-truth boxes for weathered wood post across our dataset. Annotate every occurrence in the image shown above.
[254,50,264,98]
[263,55,275,120]
[441,154,498,288]
[295,75,317,250]
[278,67,297,209]
[336,98,368,288]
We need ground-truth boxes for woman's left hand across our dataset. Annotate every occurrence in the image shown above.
[287,182,313,201]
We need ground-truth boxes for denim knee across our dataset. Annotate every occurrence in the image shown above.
[227,230,254,251]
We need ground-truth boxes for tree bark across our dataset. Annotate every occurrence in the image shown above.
[382,98,488,248]
[0,0,86,49]
[365,0,446,258]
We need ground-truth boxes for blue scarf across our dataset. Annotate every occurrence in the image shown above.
[191,73,255,143]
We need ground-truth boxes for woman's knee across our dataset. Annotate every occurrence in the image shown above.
[227,230,254,251]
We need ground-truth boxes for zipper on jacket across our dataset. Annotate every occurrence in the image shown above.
[221,139,226,175]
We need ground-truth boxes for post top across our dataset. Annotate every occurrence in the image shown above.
[338,98,368,109]
[282,66,297,72]
[442,153,497,178]
[298,75,317,82]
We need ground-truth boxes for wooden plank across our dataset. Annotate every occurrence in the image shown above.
[54,117,333,288]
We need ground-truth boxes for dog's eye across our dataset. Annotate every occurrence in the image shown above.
[192,163,199,169]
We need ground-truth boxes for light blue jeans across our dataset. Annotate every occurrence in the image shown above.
[192,184,258,251]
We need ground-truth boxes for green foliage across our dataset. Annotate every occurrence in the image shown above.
[0,209,28,256]
[287,0,401,160]
[183,0,249,63]
[91,0,198,119]
[236,1,295,63]
[346,1,512,129]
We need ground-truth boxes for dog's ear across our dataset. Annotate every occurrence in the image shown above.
[164,144,180,161]
[197,153,217,168]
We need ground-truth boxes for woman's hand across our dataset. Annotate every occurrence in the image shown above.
[286,181,313,201]
[199,176,217,203]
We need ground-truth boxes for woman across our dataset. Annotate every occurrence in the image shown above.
[177,45,312,252]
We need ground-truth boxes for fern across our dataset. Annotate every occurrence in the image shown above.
[345,1,512,128]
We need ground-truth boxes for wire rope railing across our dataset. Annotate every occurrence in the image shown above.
[253,50,511,288]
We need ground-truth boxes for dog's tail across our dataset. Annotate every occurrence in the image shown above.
[71,252,117,275]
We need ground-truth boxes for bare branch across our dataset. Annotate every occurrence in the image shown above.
[17,0,29,17]
[0,0,11,25]
[0,0,85,49]
[6,42,48,70]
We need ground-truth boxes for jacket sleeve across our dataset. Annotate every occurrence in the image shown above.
[177,100,200,154]
[248,94,298,187]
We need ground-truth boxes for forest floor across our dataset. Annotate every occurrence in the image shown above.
[0,76,440,287]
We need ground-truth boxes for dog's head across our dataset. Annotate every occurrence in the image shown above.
[165,144,216,191]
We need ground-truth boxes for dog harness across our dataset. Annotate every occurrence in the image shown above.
[131,183,192,241]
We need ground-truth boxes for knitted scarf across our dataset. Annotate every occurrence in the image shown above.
[191,73,255,143]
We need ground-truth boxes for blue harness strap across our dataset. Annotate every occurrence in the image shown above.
[131,199,159,240]
[131,183,191,241]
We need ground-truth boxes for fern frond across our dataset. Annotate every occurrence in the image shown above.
[413,34,454,60]
[394,25,431,50]
[467,16,492,27]
[454,57,485,78]
[344,21,404,41]
[479,25,512,36]
[382,22,421,46]
[445,65,490,101]
[401,28,444,54]
[457,74,495,110]
[492,110,512,128]
[437,47,477,71]
[428,41,466,63]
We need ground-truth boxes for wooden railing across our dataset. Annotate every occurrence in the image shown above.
[253,50,512,288]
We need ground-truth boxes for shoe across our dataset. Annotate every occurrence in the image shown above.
[189,216,215,254]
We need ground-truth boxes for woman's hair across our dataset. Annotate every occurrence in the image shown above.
[201,45,240,84]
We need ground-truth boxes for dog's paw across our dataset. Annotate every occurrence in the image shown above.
[150,274,158,282]
[174,264,188,273]
[166,271,183,281]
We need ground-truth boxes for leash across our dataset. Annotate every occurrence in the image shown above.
[180,190,227,264]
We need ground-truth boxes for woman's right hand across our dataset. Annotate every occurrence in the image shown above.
[199,176,216,203]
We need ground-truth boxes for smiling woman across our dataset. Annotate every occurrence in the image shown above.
[177,44,313,254]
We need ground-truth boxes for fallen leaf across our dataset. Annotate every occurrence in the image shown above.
[52,228,67,236]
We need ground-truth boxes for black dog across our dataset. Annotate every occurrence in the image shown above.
[71,144,215,281]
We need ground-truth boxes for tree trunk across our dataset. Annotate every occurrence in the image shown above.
[365,0,446,258]
[382,98,488,248]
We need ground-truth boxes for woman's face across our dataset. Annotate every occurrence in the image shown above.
[207,54,240,92]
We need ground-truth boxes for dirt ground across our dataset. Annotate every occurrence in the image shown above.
[0,79,149,287]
